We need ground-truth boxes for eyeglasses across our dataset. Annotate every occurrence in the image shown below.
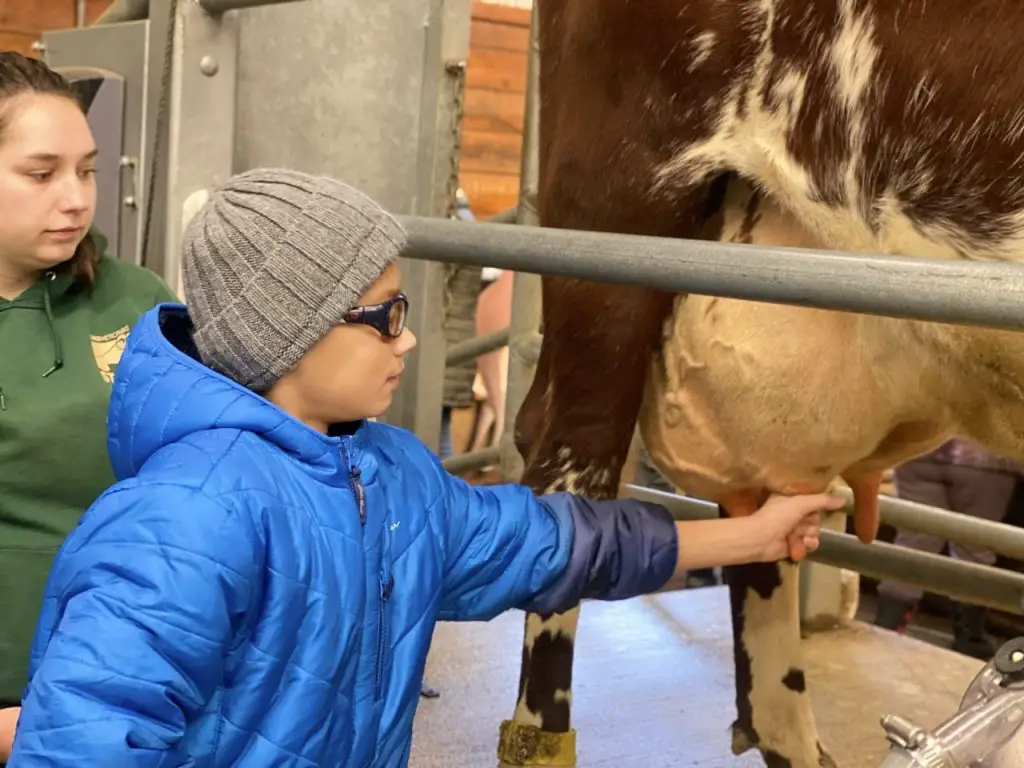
[340,291,409,338]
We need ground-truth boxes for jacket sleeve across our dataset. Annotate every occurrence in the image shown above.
[435,467,678,622]
[9,484,257,767]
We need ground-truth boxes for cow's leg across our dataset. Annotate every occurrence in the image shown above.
[725,557,834,768]
[497,276,675,766]
[497,167,731,764]
[721,492,834,768]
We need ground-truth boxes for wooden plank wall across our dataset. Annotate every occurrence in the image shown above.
[459,1,530,220]
[0,1,110,56]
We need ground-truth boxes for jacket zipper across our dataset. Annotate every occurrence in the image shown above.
[342,445,390,700]
[342,445,366,526]
[375,562,393,701]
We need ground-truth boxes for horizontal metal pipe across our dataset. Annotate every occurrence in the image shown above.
[198,0,305,12]
[93,0,148,24]
[488,207,518,224]
[832,486,1024,562]
[396,216,1024,331]
[622,484,1024,614]
[445,328,510,367]
[442,446,502,475]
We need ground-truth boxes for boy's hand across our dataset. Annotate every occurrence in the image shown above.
[0,706,19,761]
[751,492,846,562]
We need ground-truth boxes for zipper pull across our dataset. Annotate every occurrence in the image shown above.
[0,388,5,411]
[381,572,394,601]
[352,466,366,524]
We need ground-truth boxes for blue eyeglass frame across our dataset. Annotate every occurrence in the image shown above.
[341,291,409,338]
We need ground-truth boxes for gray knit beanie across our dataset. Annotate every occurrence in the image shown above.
[181,168,407,391]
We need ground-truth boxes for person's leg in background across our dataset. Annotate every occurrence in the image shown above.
[874,455,950,631]
[438,405,454,461]
[942,463,1017,659]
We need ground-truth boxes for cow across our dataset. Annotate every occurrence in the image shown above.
[493,1,1024,767]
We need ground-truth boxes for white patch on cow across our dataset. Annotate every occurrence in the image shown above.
[539,446,616,496]
[688,31,716,72]
[831,0,878,207]
[653,0,1024,264]
[513,607,582,727]
[739,563,828,765]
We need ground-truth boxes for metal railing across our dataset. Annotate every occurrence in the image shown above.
[397,215,1024,331]
[623,484,1024,615]
[444,327,510,367]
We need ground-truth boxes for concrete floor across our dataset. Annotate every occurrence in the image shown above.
[408,586,984,767]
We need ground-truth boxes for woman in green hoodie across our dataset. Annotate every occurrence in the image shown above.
[0,51,178,739]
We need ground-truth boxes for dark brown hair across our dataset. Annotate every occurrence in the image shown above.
[0,51,99,286]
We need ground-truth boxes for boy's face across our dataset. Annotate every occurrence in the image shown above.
[268,263,418,432]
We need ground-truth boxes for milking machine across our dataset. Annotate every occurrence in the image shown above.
[877,637,1024,768]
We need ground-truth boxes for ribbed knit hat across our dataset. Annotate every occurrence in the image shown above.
[181,168,407,391]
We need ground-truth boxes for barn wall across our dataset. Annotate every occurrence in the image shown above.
[459,0,530,219]
[0,1,110,55]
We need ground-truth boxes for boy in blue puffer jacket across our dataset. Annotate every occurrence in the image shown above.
[5,169,840,767]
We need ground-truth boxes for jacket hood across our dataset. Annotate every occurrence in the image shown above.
[108,303,354,481]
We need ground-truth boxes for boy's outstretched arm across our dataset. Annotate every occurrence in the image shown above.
[433,455,840,621]
[8,485,256,767]
[435,474,676,620]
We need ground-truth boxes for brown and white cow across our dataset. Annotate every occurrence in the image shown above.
[496,1,1024,767]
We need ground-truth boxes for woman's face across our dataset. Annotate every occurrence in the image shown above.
[0,92,97,291]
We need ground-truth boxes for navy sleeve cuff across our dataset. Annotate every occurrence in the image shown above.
[520,493,678,614]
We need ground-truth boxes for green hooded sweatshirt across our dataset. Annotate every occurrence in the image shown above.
[0,231,178,704]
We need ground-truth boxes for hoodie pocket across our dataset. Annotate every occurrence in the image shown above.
[0,546,59,704]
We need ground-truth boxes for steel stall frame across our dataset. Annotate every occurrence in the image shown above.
[498,9,543,483]
[381,0,473,453]
[395,215,1024,331]
[626,485,1024,616]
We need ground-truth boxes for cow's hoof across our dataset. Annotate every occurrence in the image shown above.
[497,720,576,766]
[730,722,835,768]
[729,721,758,755]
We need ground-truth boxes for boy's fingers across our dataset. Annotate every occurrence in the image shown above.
[787,531,808,562]
[791,493,845,513]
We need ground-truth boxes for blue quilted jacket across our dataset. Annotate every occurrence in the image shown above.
[8,304,678,767]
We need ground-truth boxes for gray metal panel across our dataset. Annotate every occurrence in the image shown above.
[159,2,242,297]
[385,0,471,448]
[233,0,435,214]
[53,67,126,252]
[40,22,150,263]
[138,0,176,281]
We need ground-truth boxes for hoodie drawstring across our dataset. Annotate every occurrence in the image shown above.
[41,272,63,378]
[0,272,63,411]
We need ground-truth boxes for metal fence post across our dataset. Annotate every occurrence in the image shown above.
[499,9,541,483]
[381,0,472,450]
